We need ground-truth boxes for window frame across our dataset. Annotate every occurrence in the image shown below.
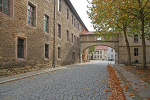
[72,15,73,25]
[111,49,113,52]
[74,18,76,27]
[77,37,79,46]
[0,0,9,15]
[111,55,113,58]
[45,44,49,59]
[27,3,36,26]
[71,33,73,43]
[58,23,61,38]
[100,51,102,54]
[78,23,79,31]
[74,35,76,45]
[134,34,139,43]
[72,52,75,60]
[100,55,102,58]
[134,48,138,56]
[17,38,24,58]
[58,0,61,12]
[67,30,69,42]
[44,14,49,33]
[67,8,69,19]
[58,47,61,59]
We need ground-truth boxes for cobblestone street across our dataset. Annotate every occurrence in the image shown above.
[0,61,113,100]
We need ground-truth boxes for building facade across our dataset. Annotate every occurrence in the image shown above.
[80,31,150,65]
[0,0,88,69]
[108,47,116,61]
[119,35,150,64]
[87,46,108,60]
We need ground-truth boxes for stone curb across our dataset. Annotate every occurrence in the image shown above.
[0,66,69,84]
[112,64,150,100]
[0,62,87,84]
[110,64,133,100]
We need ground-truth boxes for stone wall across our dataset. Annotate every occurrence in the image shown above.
[0,0,87,70]
[119,46,150,64]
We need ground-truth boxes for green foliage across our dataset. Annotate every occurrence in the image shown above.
[88,46,96,54]
[87,0,150,39]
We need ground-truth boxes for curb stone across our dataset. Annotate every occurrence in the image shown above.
[0,63,84,84]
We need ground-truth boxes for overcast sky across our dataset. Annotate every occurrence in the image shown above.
[70,0,94,31]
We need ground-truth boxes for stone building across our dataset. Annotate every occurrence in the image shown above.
[80,31,150,65]
[0,0,88,69]
[119,35,150,64]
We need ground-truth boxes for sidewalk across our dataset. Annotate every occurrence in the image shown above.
[0,62,94,84]
[112,64,150,100]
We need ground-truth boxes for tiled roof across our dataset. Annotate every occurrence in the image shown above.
[80,30,94,35]
[96,46,108,50]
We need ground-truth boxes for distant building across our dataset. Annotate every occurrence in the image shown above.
[87,46,108,60]
[108,47,116,61]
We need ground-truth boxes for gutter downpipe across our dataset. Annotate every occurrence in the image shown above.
[53,0,56,68]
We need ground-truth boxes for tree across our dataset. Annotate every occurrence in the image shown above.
[87,0,133,65]
[115,0,150,69]
[88,46,96,59]
[87,0,150,68]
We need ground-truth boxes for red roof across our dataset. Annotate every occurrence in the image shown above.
[96,46,108,50]
[80,30,94,35]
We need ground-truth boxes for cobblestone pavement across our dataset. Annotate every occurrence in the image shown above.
[0,61,113,100]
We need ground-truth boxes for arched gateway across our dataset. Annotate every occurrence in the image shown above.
[80,31,119,63]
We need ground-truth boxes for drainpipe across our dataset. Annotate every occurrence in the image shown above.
[79,34,82,63]
[117,42,119,65]
[53,0,56,68]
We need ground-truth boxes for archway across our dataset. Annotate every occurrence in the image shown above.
[80,31,119,63]
[80,45,118,64]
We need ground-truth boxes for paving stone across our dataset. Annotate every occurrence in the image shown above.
[0,61,113,100]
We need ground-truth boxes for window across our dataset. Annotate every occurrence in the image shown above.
[100,55,102,58]
[74,18,75,27]
[45,44,49,58]
[111,55,113,58]
[44,15,49,32]
[17,38,24,58]
[97,51,99,54]
[72,15,73,25]
[58,47,61,59]
[67,30,69,41]
[111,49,113,52]
[58,24,61,38]
[72,52,75,60]
[72,33,73,43]
[67,9,69,19]
[74,35,76,45]
[58,0,61,12]
[28,3,35,26]
[0,0,9,14]
[100,51,102,54]
[77,37,79,46]
[134,48,138,56]
[78,23,79,31]
[97,37,101,40]
[134,34,138,42]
